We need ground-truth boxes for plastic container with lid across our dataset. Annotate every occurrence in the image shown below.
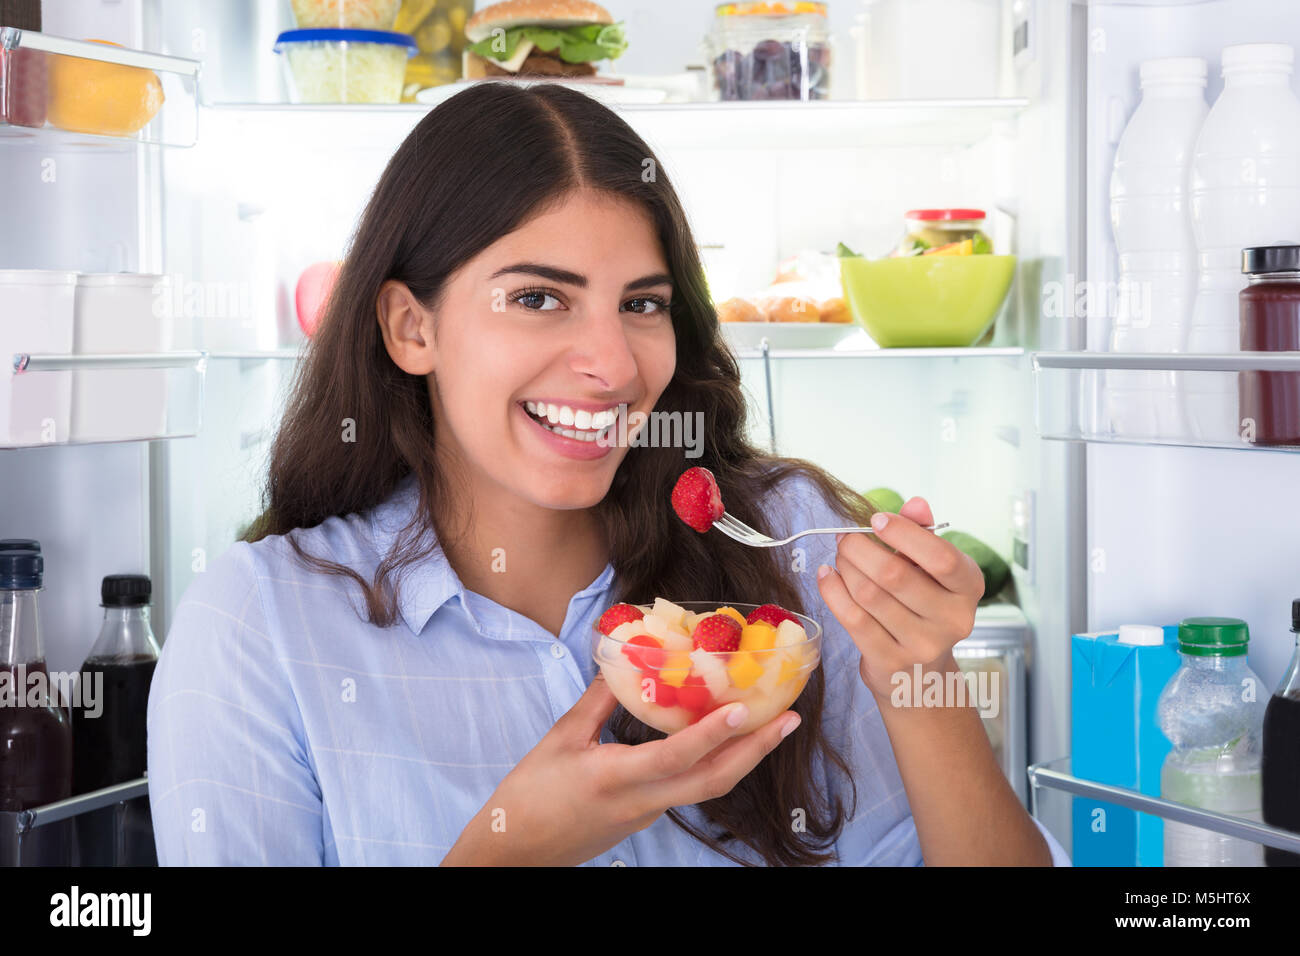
[1158,617,1268,867]
[895,209,992,257]
[1238,244,1300,447]
[705,2,831,102]
[290,0,401,30]
[274,29,417,103]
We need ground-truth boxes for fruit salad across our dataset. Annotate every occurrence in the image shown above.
[592,598,821,735]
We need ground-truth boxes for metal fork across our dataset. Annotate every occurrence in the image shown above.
[711,511,949,549]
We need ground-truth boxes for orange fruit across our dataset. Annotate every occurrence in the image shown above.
[47,40,164,137]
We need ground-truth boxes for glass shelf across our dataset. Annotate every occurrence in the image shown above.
[3,351,207,448]
[1028,756,1300,855]
[0,28,200,147]
[207,96,1028,150]
[735,344,1024,360]
[1033,351,1300,453]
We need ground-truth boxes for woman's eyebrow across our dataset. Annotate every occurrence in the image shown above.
[490,263,673,292]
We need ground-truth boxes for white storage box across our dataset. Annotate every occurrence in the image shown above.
[70,273,173,442]
[0,269,76,446]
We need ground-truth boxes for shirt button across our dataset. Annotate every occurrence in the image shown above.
[550,643,566,659]
[610,859,627,866]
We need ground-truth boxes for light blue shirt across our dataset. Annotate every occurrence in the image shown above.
[147,471,1070,866]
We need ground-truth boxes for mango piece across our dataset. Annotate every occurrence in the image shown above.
[713,606,747,629]
[659,652,692,688]
[739,622,777,651]
[727,652,764,689]
[776,653,803,686]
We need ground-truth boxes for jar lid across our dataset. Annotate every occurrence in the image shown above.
[1242,245,1300,275]
[1117,624,1164,646]
[274,29,418,53]
[1178,616,1250,656]
[102,574,151,607]
[715,1,827,16]
[905,209,986,222]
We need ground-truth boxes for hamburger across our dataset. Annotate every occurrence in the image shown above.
[463,0,627,80]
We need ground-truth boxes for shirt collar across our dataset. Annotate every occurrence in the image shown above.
[366,472,618,637]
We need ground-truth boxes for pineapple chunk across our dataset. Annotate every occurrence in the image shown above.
[774,619,807,647]
[610,620,649,643]
[689,648,731,698]
[683,611,708,631]
[713,606,747,629]
[659,651,692,687]
[739,622,777,652]
[727,651,764,689]
[652,598,688,628]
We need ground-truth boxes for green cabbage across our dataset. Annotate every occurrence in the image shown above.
[467,22,627,65]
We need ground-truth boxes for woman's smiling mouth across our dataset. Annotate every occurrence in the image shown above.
[520,400,621,443]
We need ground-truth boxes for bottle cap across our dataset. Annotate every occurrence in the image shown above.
[0,545,43,590]
[1178,616,1250,656]
[102,574,151,607]
[1292,599,1300,633]
[1117,624,1165,646]
[1222,42,1294,76]
[1242,244,1300,275]
[0,539,40,553]
[1139,56,1207,87]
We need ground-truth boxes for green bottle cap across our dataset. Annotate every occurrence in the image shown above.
[1177,617,1250,657]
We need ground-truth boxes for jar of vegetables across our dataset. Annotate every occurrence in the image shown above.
[895,209,993,257]
[393,0,475,100]
[706,1,832,101]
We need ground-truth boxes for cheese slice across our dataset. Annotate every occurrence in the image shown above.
[471,38,535,74]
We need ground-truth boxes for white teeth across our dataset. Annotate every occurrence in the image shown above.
[523,401,621,436]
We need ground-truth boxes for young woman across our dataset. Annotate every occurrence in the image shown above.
[146,82,1068,867]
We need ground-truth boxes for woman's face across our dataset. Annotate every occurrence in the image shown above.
[392,189,677,512]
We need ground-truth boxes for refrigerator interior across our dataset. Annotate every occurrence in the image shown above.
[1,0,1111,857]
[1082,0,1300,691]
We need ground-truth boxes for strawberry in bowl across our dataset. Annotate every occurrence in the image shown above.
[592,597,821,735]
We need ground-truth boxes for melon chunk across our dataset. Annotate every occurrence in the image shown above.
[775,619,807,647]
[689,648,731,698]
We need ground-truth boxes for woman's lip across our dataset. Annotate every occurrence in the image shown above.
[516,401,615,460]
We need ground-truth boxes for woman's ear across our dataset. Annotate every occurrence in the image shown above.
[376,279,437,375]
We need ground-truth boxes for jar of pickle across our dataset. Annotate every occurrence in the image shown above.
[393,0,475,101]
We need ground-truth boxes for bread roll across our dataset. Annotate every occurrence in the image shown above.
[759,295,819,323]
[716,297,764,323]
[818,297,853,323]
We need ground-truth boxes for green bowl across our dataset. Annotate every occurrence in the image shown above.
[840,254,1017,348]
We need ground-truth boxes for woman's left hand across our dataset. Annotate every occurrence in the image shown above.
[815,496,985,700]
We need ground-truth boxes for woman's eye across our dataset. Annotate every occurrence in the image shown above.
[515,290,562,311]
[624,297,668,315]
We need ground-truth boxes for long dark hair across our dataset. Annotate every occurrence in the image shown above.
[244,82,880,866]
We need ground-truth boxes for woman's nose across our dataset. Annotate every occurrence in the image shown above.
[570,314,639,390]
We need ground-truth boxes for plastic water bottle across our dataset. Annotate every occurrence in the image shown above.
[1158,617,1268,866]
[1108,57,1207,438]
[1187,43,1300,443]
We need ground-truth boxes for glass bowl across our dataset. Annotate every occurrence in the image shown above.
[592,600,822,735]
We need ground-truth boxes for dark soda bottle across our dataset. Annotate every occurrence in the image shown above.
[0,540,73,863]
[72,574,160,866]
[1262,599,1300,866]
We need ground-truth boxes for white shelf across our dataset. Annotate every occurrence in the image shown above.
[736,345,1024,360]
[206,96,1028,150]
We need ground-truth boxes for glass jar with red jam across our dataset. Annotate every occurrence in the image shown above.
[1239,245,1300,447]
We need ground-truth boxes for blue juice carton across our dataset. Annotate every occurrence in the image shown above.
[1071,624,1180,866]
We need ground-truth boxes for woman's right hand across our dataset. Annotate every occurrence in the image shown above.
[440,673,801,866]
